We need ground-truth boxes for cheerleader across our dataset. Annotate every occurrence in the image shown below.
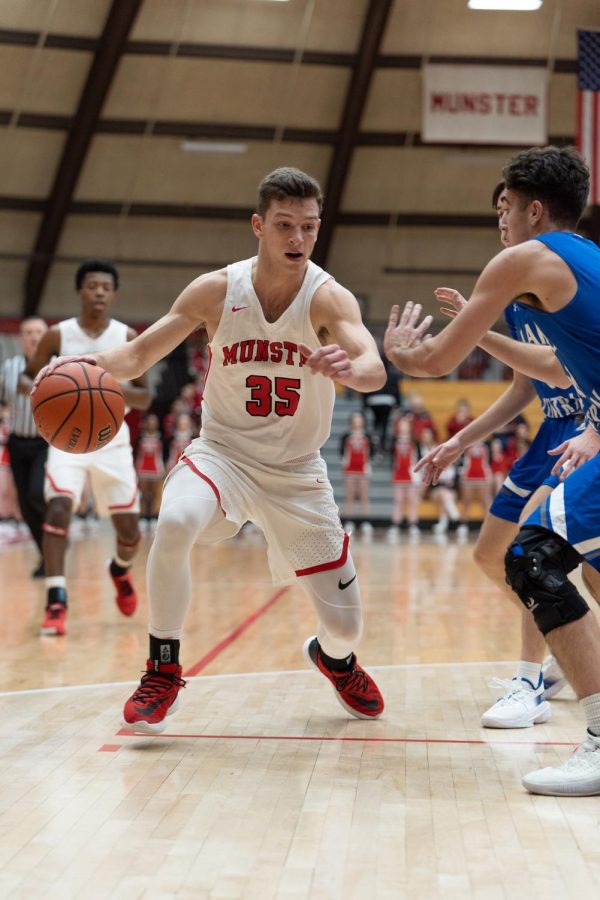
[457,440,492,537]
[389,416,421,537]
[340,412,372,526]
[166,412,197,473]
[135,414,165,526]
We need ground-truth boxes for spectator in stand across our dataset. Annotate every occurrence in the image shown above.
[419,426,460,534]
[162,397,188,461]
[513,421,532,460]
[489,437,509,494]
[135,413,165,528]
[340,411,372,530]
[445,398,474,440]
[362,354,401,455]
[457,441,493,538]
[388,416,421,539]
[166,412,197,472]
[405,393,438,443]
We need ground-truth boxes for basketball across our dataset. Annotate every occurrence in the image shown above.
[32,361,125,454]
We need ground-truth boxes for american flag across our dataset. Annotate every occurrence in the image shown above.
[577,30,600,205]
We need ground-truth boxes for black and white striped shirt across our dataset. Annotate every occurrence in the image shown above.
[0,354,39,438]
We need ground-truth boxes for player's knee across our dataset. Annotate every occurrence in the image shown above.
[46,496,72,528]
[153,503,201,552]
[504,526,587,635]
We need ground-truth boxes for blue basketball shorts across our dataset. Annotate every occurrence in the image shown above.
[524,452,600,571]
[489,415,582,523]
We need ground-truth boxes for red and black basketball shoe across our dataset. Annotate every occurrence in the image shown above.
[109,564,137,616]
[40,603,67,636]
[122,659,186,734]
[302,636,384,719]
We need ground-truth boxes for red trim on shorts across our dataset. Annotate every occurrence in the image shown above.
[45,471,76,497]
[182,456,226,517]
[295,531,349,578]
[109,487,139,512]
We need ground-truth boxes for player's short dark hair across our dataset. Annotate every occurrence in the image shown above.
[503,146,589,227]
[75,259,119,291]
[491,181,505,208]
[256,167,323,217]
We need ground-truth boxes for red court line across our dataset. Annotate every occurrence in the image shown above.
[183,587,289,677]
[117,729,577,747]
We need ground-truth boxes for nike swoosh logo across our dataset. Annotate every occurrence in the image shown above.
[232,305,250,312]
[346,693,380,709]
[133,699,164,715]
[316,478,327,484]
[338,574,357,590]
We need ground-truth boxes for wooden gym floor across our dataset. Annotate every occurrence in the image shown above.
[0,522,598,900]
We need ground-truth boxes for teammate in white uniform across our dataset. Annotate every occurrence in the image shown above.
[35,168,387,732]
[25,261,151,635]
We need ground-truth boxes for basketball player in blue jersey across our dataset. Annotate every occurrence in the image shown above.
[34,168,387,732]
[418,182,586,729]
[385,145,600,795]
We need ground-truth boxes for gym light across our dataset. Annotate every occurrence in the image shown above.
[180,141,247,154]
[468,0,542,9]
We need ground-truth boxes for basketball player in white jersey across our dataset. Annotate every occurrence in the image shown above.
[34,168,387,731]
[24,261,151,635]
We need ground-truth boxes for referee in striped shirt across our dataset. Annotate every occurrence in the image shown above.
[0,317,48,576]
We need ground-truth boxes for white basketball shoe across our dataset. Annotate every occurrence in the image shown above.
[523,732,600,796]
[481,675,550,728]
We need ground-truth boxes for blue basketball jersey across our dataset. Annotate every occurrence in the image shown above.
[513,232,600,430]
[503,302,583,419]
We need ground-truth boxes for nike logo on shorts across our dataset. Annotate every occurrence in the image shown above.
[232,305,250,312]
[338,574,357,590]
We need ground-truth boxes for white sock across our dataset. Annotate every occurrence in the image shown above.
[45,576,66,590]
[516,661,542,689]
[581,693,600,736]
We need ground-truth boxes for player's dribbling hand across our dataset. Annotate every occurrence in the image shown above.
[383,302,433,364]
[434,287,467,320]
[31,354,98,395]
[299,342,353,383]
[548,425,600,479]
[413,436,462,485]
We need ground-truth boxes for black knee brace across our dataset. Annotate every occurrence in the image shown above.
[505,526,588,635]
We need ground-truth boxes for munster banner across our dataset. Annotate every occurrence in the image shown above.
[422,64,548,145]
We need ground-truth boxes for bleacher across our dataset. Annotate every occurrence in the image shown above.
[323,379,544,526]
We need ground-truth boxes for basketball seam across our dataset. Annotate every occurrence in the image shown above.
[79,362,94,453]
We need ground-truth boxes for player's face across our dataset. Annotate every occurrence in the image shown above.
[495,190,510,248]
[253,198,321,268]
[501,189,538,247]
[20,319,47,357]
[79,272,117,317]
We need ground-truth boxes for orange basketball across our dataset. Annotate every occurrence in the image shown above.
[32,361,125,454]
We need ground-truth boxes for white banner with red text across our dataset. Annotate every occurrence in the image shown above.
[421,64,548,145]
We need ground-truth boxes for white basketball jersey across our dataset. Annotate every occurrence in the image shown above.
[58,317,130,447]
[200,257,335,465]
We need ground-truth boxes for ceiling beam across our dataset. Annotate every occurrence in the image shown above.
[22,0,143,317]
[312,0,394,269]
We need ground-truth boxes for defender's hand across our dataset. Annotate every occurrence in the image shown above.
[383,302,433,363]
[414,436,462,485]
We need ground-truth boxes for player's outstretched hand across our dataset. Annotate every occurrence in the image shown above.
[31,354,98,395]
[413,436,462,485]
[383,301,433,365]
[299,342,353,383]
[434,287,467,320]
[548,425,600,479]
